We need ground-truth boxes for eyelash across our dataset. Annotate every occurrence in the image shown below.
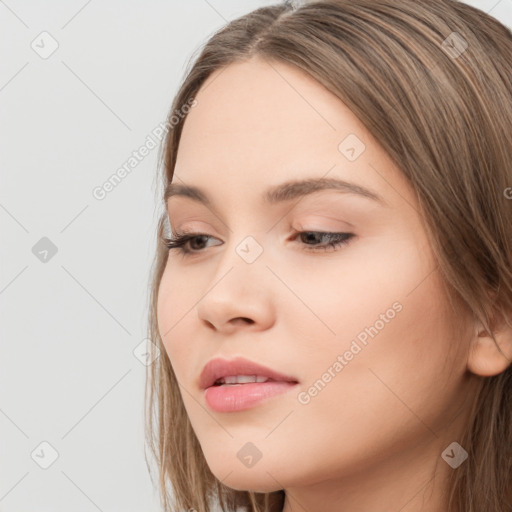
[161,230,355,256]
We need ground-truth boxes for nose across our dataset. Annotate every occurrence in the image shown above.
[196,250,276,335]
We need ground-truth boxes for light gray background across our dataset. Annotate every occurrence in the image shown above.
[1,1,511,511]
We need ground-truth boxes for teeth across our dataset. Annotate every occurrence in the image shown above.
[218,375,270,385]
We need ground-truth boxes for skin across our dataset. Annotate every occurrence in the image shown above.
[156,56,512,512]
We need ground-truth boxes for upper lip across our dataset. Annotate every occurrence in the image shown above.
[199,356,299,390]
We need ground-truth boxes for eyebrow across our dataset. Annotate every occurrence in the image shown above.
[165,177,386,207]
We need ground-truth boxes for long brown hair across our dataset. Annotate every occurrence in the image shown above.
[144,1,512,510]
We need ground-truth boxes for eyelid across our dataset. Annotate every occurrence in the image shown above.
[164,215,215,237]
[162,228,355,257]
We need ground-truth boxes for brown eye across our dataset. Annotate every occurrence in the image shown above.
[294,231,355,252]
[162,233,222,255]
[188,235,210,251]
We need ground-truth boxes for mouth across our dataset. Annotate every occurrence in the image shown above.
[199,356,299,390]
[212,375,279,386]
[199,357,299,412]
[205,379,299,413]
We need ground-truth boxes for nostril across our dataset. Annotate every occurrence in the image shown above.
[233,317,254,325]
[204,320,216,330]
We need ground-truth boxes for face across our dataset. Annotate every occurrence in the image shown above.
[156,57,474,494]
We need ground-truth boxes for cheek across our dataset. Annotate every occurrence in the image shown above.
[280,235,429,339]
[156,269,199,375]
[310,272,459,422]
[265,277,461,483]
[289,236,458,413]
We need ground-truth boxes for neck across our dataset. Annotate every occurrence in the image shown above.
[280,432,459,512]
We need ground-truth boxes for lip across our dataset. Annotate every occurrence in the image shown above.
[199,356,299,390]
[199,356,300,413]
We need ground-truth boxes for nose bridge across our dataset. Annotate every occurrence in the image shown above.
[196,230,276,331]
[211,231,269,296]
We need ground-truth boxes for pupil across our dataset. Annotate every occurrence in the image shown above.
[302,232,319,244]
[190,236,207,250]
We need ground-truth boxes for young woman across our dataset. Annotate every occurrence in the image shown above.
[144,1,512,510]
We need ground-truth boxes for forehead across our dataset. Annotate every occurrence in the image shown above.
[172,57,412,210]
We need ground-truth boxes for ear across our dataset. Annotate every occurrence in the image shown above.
[467,304,512,377]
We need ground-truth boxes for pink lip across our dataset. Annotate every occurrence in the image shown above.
[199,356,299,413]
[199,356,298,389]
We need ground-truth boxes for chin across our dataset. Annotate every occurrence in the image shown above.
[206,460,286,493]
[220,474,284,494]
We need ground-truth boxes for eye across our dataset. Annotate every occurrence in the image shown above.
[291,231,355,252]
[161,232,222,254]
[161,230,355,256]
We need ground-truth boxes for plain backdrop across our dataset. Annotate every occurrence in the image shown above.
[1,1,511,511]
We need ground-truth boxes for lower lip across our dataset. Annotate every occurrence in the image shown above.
[204,381,298,412]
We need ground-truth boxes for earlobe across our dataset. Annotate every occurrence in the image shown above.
[467,311,512,377]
